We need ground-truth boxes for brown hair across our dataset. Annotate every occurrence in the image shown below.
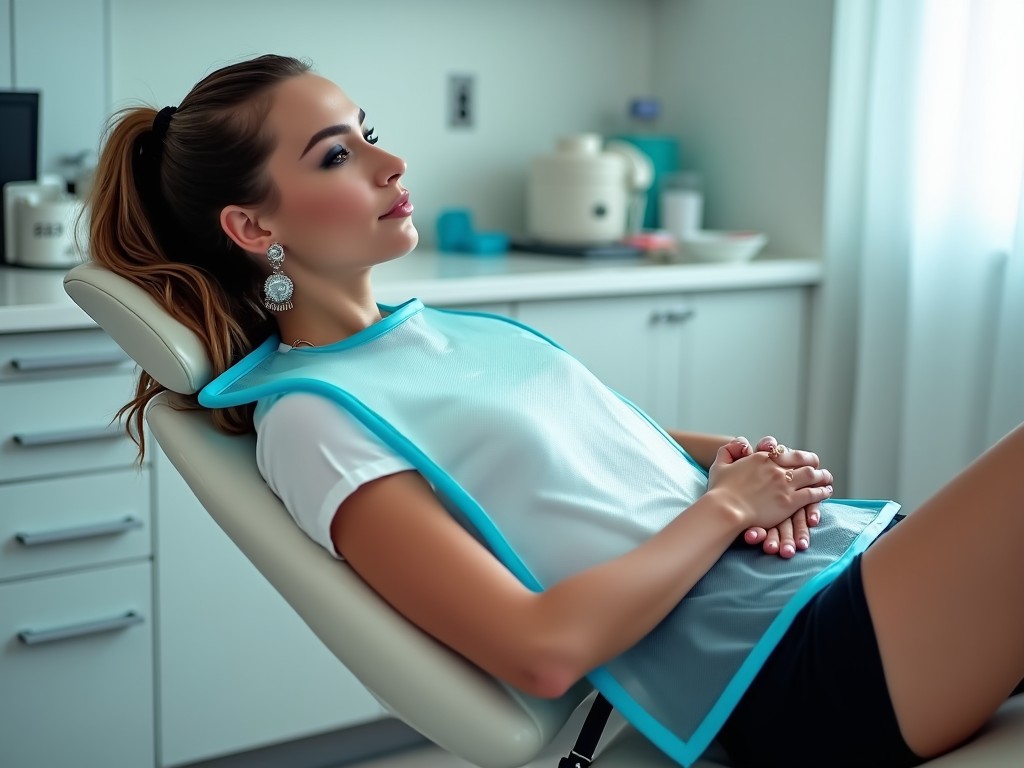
[87,54,310,457]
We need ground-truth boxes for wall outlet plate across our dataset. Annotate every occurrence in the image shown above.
[448,74,475,129]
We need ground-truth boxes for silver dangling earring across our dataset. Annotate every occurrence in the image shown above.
[262,242,294,312]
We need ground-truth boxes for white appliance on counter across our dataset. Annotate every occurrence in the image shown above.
[526,133,653,245]
[3,176,88,268]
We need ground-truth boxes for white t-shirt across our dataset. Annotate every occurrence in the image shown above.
[254,390,412,558]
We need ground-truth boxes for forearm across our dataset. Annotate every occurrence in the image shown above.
[666,429,734,470]
[526,490,745,696]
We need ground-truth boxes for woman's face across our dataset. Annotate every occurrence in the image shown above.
[257,73,417,277]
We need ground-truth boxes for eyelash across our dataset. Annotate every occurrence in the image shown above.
[320,126,380,169]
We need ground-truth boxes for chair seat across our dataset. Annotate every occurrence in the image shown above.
[594,695,1024,766]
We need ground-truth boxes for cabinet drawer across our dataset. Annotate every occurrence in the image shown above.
[0,328,133,382]
[0,373,141,482]
[0,561,154,768]
[0,469,151,582]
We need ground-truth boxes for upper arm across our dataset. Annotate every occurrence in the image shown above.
[329,470,555,696]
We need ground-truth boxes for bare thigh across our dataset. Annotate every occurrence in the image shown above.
[861,422,1024,757]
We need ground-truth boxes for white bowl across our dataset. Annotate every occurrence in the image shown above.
[678,230,767,263]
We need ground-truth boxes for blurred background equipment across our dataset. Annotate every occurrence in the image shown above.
[525,133,654,247]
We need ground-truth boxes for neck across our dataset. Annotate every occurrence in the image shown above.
[275,273,382,347]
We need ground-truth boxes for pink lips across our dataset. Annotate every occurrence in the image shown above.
[380,191,413,219]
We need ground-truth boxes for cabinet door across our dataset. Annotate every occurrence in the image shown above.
[154,448,384,767]
[675,288,807,444]
[515,295,681,428]
[0,468,151,582]
[0,561,154,768]
[0,372,140,483]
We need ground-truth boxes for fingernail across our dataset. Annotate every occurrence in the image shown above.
[781,544,795,557]
[798,537,808,549]
[809,514,819,525]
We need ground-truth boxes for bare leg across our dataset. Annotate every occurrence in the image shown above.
[862,421,1024,757]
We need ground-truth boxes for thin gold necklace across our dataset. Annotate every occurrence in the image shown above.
[288,309,386,349]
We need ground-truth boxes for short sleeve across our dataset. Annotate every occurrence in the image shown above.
[254,392,414,558]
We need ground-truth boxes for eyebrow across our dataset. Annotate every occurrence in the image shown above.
[299,109,366,159]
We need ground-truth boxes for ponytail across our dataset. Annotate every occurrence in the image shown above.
[87,55,309,459]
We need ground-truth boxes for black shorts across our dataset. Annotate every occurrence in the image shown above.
[716,517,924,768]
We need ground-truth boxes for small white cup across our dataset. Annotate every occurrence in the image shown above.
[660,172,704,240]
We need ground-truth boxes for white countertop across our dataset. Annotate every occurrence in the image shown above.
[0,249,822,334]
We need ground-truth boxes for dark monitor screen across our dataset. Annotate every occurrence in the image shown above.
[0,91,40,261]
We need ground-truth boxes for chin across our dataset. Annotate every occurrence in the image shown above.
[388,223,419,260]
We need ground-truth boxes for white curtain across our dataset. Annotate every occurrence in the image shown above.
[842,0,1024,511]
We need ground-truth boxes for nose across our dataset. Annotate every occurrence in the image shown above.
[376,148,406,187]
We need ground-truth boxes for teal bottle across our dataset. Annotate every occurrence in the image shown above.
[613,98,680,230]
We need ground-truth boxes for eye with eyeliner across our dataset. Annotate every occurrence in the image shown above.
[319,126,380,168]
[321,145,349,168]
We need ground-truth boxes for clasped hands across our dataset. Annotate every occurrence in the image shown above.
[711,435,834,559]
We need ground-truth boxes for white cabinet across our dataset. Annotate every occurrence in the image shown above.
[0,328,154,768]
[671,289,807,443]
[515,287,808,445]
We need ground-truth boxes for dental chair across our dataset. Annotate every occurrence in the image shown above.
[64,261,1024,768]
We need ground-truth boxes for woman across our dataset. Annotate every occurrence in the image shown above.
[87,54,1024,768]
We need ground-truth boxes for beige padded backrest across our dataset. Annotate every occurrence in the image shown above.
[63,262,591,768]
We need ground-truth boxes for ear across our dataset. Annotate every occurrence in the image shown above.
[220,205,275,255]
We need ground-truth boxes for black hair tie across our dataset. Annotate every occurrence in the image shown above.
[133,105,178,186]
[152,105,177,142]
[132,105,179,250]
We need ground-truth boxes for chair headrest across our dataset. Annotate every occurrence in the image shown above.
[64,262,212,395]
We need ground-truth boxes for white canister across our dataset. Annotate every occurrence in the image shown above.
[660,172,704,241]
[15,197,88,268]
[527,134,631,245]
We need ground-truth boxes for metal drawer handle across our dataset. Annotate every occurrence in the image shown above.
[15,516,144,547]
[10,350,130,372]
[649,308,696,325]
[18,611,144,646]
[13,424,123,447]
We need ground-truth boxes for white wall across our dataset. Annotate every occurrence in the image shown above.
[9,1,836,257]
[6,0,109,177]
[651,0,833,259]
[0,0,11,87]
[108,0,653,246]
